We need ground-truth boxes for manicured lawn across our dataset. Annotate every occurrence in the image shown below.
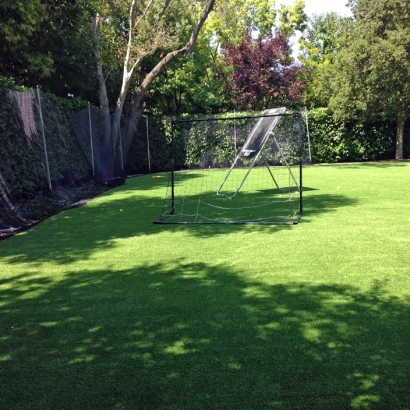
[1,162,409,409]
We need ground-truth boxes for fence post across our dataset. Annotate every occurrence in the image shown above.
[119,127,124,171]
[36,86,52,191]
[303,107,312,163]
[88,102,95,176]
[234,110,237,158]
[146,116,151,173]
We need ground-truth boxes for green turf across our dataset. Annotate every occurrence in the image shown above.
[1,162,409,409]
[158,166,302,224]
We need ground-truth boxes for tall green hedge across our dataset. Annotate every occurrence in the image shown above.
[125,112,260,174]
[307,108,407,163]
[126,109,407,172]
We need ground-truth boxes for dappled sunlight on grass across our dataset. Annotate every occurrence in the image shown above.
[0,260,409,409]
[0,163,409,409]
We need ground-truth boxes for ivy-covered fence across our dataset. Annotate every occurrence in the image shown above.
[0,87,103,234]
[125,115,174,174]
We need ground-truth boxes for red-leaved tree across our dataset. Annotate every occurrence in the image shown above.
[224,34,306,111]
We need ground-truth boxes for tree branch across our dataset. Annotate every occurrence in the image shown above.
[135,0,155,28]
[139,0,215,93]
[155,0,172,26]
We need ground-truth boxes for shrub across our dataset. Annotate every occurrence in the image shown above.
[308,108,397,163]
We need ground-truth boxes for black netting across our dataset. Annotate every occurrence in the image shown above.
[0,88,109,237]
[69,105,113,180]
[156,111,309,225]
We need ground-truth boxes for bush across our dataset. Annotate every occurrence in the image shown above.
[126,109,404,173]
[308,108,397,163]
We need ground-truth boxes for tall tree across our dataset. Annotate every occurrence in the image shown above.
[145,0,308,116]
[328,0,410,159]
[203,0,277,47]
[278,0,308,38]
[146,34,229,115]
[223,33,306,111]
[91,0,215,175]
[0,0,52,83]
[0,0,95,98]
[298,12,348,107]
[299,12,346,66]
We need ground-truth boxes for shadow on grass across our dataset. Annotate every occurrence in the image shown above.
[302,191,359,220]
[1,261,409,409]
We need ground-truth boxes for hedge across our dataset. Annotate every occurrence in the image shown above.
[307,108,409,163]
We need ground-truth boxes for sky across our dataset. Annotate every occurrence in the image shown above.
[278,0,352,17]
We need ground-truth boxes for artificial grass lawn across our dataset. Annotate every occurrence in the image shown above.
[158,166,302,224]
[1,162,409,409]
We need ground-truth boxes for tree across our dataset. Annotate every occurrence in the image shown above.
[145,0,312,116]
[223,33,306,111]
[146,34,230,115]
[298,12,348,107]
[203,0,277,47]
[327,0,410,159]
[0,0,95,98]
[278,0,308,38]
[299,12,346,66]
[91,0,215,175]
[0,0,52,83]
[38,1,96,99]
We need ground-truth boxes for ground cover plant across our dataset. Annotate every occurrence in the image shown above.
[0,162,409,410]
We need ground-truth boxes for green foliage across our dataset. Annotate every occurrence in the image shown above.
[125,109,402,172]
[325,0,410,158]
[0,76,28,91]
[203,0,277,46]
[126,111,258,174]
[48,94,88,113]
[0,0,52,82]
[308,108,396,162]
[37,91,91,182]
[0,0,96,99]
[125,116,174,174]
[278,0,308,37]
[146,34,230,115]
[0,88,48,197]
[298,12,349,108]
[299,12,346,66]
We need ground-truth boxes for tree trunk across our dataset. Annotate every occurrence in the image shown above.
[396,112,405,160]
[117,0,215,169]
[91,13,113,178]
[120,89,146,171]
[93,0,215,176]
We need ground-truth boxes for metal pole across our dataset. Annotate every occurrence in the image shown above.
[304,107,312,163]
[234,110,237,156]
[36,86,52,192]
[171,121,175,215]
[146,116,151,172]
[299,160,303,215]
[88,102,95,176]
[119,127,124,171]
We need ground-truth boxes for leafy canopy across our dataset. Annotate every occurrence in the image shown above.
[329,0,410,120]
[223,33,306,111]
